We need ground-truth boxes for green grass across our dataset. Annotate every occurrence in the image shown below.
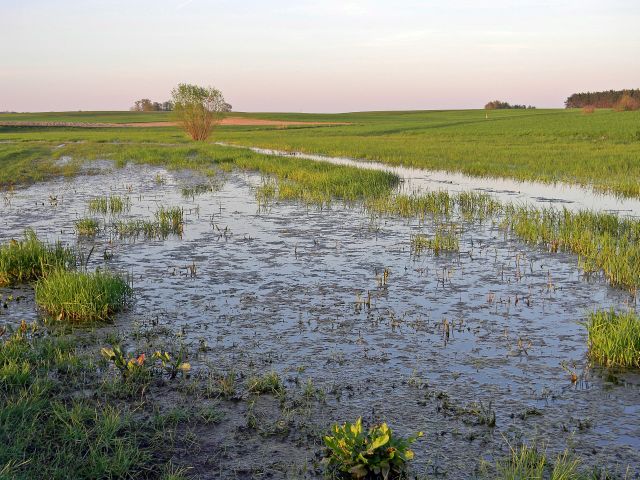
[0,110,174,124]
[74,218,100,236]
[88,195,130,215]
[4,108,640,197]
[247,371,285,395]
[0,230,76,287]
[586,310,640,368]
[35,270,131,323]
[410,225,460,256]
[214,109,640,198]
[114,206,184,239]
[494,444,584,480]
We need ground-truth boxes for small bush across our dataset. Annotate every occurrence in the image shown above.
[323,417,422,479]
[35,270,131,322]
[0,230,76,286]
[613,93,640,112]
[586,309,640,368]
[581,105,595,114]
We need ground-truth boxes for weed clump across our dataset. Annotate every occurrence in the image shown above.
[323,417,422,479]
[88,195,130,215]
[247,371,285,395]
[586,309,640,368]
[35,270,131,323]
[75,218,100,236]
[0,230,76,286]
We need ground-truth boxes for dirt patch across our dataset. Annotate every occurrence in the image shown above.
[0,117,349,128]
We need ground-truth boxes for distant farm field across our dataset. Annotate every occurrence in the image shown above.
[2,108,639,197]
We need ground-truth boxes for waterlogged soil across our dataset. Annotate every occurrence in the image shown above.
[1,163,639,478]
[220,143,640,216]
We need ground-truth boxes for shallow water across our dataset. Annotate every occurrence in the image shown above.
[1,163,639,477]
[219,143,640,216]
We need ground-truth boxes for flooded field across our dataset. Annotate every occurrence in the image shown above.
[220,143,640,216]
[1,160,638,478]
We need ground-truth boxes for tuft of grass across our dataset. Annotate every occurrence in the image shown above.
[411,224,460,256]
[247,371,285,396]
[495,444,584,480]
[35,270,131,323]
[114,206,183,239]
[586,309,640,368]
[0,230,76,286]
[88,195,130,215]
[74,218,100,236]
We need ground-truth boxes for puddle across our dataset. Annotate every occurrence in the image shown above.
[0,163,638,476]
[218,143,640,217]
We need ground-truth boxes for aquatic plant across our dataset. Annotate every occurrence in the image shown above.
[101,345,147,380]
[495,444,582,480]
[152,350,191,379]
[586,309,640,368]
[114,206,184,239]
[0,230,76,286]
[323,417,422,479]
[88,195,130,215]
[411,225,460,256]
[247,371,285,396]
[35,269,131,322]
[75,218,100,236]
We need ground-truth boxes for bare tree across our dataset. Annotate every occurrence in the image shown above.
[171,83,231,141]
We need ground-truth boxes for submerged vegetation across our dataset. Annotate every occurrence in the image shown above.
[587,310,640,368]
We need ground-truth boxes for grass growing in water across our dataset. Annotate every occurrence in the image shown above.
[586,310,640,368]
[0,230,76,286]
[411,225,460,256]
[74,218,100,236]
[492,444,599,480]
[88,195,130,215]
[247,371,285,395]
[35,270,131,323]
[114,206,184,239]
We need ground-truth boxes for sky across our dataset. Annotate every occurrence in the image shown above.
[1,0,639,112]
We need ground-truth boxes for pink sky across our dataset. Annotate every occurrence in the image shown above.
[2,0,639,112]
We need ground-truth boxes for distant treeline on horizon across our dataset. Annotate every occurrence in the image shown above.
[565,89,640,108]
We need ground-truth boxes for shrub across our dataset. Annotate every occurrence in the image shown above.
[581,105,595,114]
[0,230,75,286]
[323,417,422,479]
[171,83,231,141]
[35,270,131,322]
[586,309,640,368]
[613,93,640,112]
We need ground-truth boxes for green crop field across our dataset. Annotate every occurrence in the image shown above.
[2,108,639,197]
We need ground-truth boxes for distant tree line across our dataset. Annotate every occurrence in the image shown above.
[565,89,640,110]
[484,100,535,110]
[130,99,174,112]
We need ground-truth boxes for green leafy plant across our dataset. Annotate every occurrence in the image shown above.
[323,417,423,479]
[152,350,191,379]
[101,345,147,379]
